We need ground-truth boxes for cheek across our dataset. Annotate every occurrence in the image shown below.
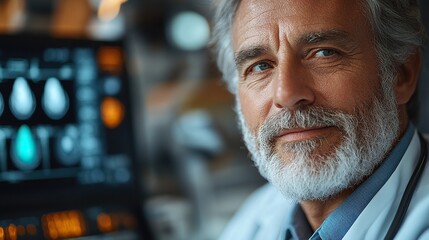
[238,89,271,133]
[316,72,380,113]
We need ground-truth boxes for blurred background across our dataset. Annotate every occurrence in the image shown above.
[0,0,427,240]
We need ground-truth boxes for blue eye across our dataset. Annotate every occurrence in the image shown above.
[315,49,337,57]
[251,62,272,72]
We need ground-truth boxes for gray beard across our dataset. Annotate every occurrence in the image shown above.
[236,84,400,202]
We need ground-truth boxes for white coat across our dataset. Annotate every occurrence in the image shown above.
[219,131,429,240]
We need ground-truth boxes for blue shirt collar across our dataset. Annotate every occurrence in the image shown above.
[285,124,415,240]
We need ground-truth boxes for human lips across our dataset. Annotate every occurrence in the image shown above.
[275,126,336,142]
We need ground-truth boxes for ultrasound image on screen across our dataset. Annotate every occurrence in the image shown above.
[0,36,136,192]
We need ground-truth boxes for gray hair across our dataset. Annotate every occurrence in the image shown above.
[211,0,426,94]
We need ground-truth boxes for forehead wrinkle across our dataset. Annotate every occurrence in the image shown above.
[234,22,273,50]
[234,12,276,38]
[233,0,296,53]
[247,7,278,25]
[234,1,282,31]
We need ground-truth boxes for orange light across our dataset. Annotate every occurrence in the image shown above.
[26,224,37,236]
[101,97,125,129]
[97,213,116,233]
[16,225,25,236]
[42,211,86,239]
[0,227,4,240]
[97,47,123,74]
[7,224,17,240]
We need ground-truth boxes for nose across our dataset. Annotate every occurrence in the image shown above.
[273,57,315,110]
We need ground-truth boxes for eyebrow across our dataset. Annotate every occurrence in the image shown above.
[299,30,352,45]
[234,46,270,72]
[233,30,354,71]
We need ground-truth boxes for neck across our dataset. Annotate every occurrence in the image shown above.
[299,188,354,231]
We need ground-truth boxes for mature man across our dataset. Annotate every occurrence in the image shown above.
[212,0,428,239]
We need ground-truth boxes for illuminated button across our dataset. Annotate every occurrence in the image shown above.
[81,137,101,155]
[97,47,123,74]
[60,65,73,79]
[16,225,25,236]
[11,125,40,170]
[97,213,115,233]
[42,77,69,120]
[26,224,37,236]
[100,97,124,129]
[104,76,121,95]
[77,65,96,84]
[9,77,36,120]
[7,224,17,240]
[0,227,4,240]
[78,106,98,121]
[76,87,97,102]
[42,211,86,239]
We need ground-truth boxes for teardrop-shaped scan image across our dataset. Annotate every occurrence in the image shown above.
[9,77,36,120]
[42,77,70,120]
[11,125,40,171]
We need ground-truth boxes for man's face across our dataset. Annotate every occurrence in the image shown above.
[232,0,401,200]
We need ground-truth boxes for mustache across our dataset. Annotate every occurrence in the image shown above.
[258,106,354,143]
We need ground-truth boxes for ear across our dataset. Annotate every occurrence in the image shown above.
[395,49,422,105]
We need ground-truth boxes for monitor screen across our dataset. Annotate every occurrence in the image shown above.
[0,35,151,239]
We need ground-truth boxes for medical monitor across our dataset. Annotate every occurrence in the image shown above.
[0,34,151,239]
